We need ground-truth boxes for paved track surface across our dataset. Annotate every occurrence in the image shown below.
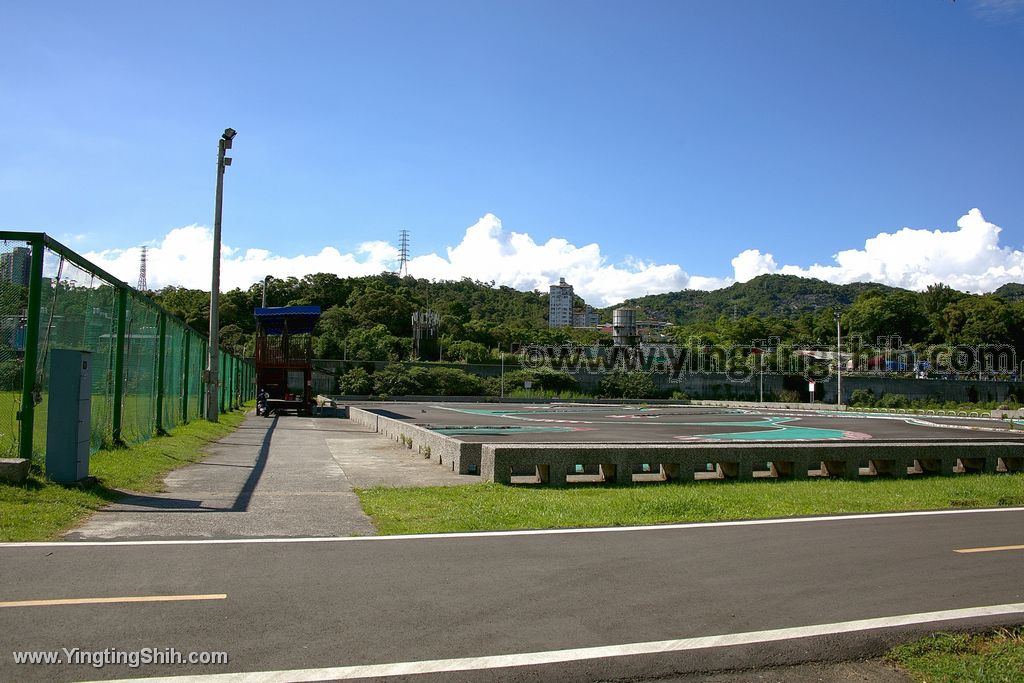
[357,402,1024,444]
[3,509,1023,682]
[68,413,471,541]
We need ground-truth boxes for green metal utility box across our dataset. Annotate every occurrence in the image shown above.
[45,349,92,483]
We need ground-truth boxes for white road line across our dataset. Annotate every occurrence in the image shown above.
[91,602,1024,683]
[3,506,1024,548]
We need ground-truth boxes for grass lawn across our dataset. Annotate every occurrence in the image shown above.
[356,474,1024,535]
[888,628,1024,682]
[0,405,251,541]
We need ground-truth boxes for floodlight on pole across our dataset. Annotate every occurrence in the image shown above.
[206,127,235,422]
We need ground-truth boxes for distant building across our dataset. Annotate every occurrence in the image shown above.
[573,305,599,327]
[548,277,574,328]
[0,247,30,286]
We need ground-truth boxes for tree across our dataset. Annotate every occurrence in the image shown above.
[444,340,492,363]
[944,296,1013,345]
[154,287,209,332]
[344,324,409,361]
[845,290,927,346]
[347,285,414,336]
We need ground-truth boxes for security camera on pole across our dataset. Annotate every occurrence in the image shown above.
[206,127,236,422]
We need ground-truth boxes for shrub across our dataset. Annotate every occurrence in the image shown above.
[415,367,486,396]
[504,368,580,394]
[877,393,910,409]
[372,366,421,396]
[777,389,801,403]
[848,389,875,407]
[338,367,372,395]
[598,371,656,399]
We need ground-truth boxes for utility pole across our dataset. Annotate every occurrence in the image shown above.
[500,349,505,401]
[206,127,235,422]
[835,310,843,407]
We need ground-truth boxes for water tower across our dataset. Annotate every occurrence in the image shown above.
[612,307,639,347]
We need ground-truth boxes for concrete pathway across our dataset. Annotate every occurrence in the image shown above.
[67,413,471,541]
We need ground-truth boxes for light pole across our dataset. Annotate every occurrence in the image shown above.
[206,127,236,422]
[500,348,505,401]
[262,275,273,307]
[759,352,764,404]
[835,310,842,407]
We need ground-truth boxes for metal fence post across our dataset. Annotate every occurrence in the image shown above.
[18,236,44,461]
[155,311,167,434]
[181,329,190,423]
[112,287,127,444]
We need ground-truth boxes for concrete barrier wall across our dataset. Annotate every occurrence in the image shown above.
[480,441,1023,485]
[348,407,482,474]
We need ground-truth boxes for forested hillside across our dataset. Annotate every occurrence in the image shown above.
[150,272,1024,361]
[608,274,900,325]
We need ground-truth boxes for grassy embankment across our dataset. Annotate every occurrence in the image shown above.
[357,474,1024,535]
[0,405,251,541]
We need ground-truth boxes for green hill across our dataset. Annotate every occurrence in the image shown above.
[605,274,902,325]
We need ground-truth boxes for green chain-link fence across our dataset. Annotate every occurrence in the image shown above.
[0,232,255,466]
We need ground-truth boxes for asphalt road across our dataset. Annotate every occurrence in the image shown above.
[3,508,1023,682]
[360,402,1024,443]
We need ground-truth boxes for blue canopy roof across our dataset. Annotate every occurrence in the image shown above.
[253,306,321,334]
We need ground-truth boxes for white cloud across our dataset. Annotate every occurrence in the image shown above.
[84,225,400,293]
[971,0,1024,22]
[731,249,779,283]
[82,209,1023,308]
[84,213,699,306]
[736,209,1024,293]
[404,214,694,305]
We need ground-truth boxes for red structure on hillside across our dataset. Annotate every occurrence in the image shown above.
[254,306,321,416]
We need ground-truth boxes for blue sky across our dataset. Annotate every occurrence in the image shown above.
[2,0,1023,304]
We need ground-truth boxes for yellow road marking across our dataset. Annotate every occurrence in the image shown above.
[0,593,226,608]
[954,544,1024,554]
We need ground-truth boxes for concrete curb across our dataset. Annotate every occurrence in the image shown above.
[348,407,482,475]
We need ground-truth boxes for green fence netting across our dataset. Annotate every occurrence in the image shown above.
[121,293,160,444]
[1,233,254,464]
[161,317,185,430]
[36,246,120,454]
[188,332,206,421]
[0,240,30,458]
